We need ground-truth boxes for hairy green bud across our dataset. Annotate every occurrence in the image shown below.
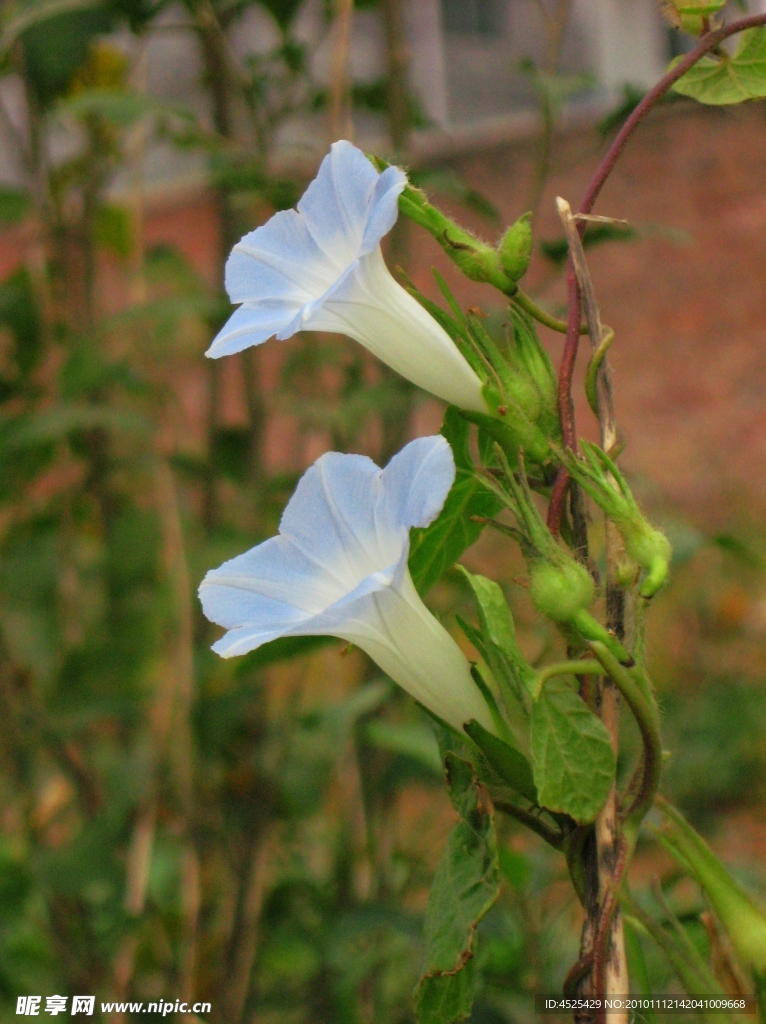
[555,441,671,598]
[480,450,632,664]
[498,212,533,282]
[529,558,594,623]
[443,226,507,284]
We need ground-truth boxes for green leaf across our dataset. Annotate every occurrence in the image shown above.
[0,268,42,376]
[417,962,475,1024]
[1,0,103,54]
[0,404,150,456]
[409,408,502,595]
[416,752,500,1024]
[18,7,115,107]
[671,28,766,105]
[539,223,638,268]
[655,800,766,974]
[0,186,31,227]
[94,203,132,259]
[463,719,536,803]
[497,847,532,892]
[530,678,615,824]
[56,88,195,128]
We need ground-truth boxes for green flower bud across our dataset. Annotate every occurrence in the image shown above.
[480,450,632,664]
[498,212,533,282]
[529,558,594,623]
[556,441,671,598]
[442,226,507,285]
[656,800,766,977]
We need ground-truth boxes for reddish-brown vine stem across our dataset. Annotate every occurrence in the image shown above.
[547,12,766,535]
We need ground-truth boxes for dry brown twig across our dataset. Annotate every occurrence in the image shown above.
[556,197,629,1022]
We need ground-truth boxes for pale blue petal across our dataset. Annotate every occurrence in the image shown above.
[201,437,457,672]
[207,557,400,658]
[360,165,407,256]
[206,300,303,357]
[279,452,398,583]
[297,141,380,267]
[224,209,336,305]
[199,536,338,627]
[209,143,407,360]
[377,435,455,534]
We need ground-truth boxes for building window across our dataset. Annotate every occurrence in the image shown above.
[441,0,508,37]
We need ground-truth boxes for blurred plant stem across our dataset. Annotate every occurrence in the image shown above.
[380,0,409,155]
[329,0,354,142]
[188,0,270,534]
[220,824,277,1024]
[126,33,148,308]
[527,0,574,219]
[557,197,628,1016]
[378,0,414,467]
[155,458,200,1003]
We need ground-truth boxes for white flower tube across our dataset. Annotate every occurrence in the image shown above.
[199,435,497,737]
[207,141,486,414]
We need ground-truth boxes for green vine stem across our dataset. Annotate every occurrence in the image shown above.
[493,799,566,850]
[531,658,602,699]
[549,10,766,537]
[586,642,661,835]
[513,288,589,335]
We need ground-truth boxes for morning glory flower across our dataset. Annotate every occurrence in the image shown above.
[199,435,497,737]
[206,140,486,413]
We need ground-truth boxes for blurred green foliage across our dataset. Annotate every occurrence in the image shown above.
[0,0,764,1021]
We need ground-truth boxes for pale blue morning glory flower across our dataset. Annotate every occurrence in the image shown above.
[199,435,496,737]
[206,141,486,413]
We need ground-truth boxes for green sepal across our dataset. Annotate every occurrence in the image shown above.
[463,719,537,803]
[469,663,512,743]
[467,312,543,421]
[507,308,560,442]
[529,559,595,625]
[457,615,529,753]
[462,405,551,470]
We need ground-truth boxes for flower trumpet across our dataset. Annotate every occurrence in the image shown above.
[199,436,498,737]
[207,141,486,414]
